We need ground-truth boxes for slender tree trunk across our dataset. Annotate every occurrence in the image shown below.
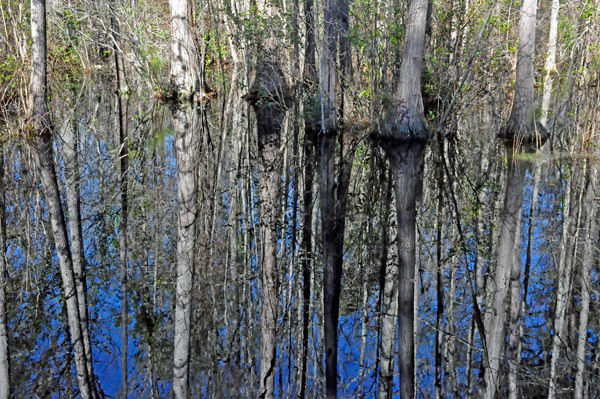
[378,174,397,399]
[574,161,598,399]
[111,7,130,395]
[0,150,9,399]
[539,0,560,127]
[299,0,319,393]
[434,145,444,399]
[548,162,581,399]
[169,0,199,397]
[375,0,431,397]
[507,217,523,399]
[482,152,529,399]
[62,101,95,395]
[29,1,93,396]
[299,117,317,399]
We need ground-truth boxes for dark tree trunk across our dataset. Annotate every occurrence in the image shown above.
[249,5,289,396]
[373,0,431,397]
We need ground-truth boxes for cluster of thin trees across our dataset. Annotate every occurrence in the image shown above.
[0,0,599,397]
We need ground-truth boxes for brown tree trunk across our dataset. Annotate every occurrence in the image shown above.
[29,1,94,396]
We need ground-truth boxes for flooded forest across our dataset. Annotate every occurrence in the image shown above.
[1,0,600,396]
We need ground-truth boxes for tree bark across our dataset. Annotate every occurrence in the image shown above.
[249,3,289,396]
[110,5,130,396]
[0,150,9,399]
[168,0,199,397]
[539,0,560,128]
[29,1,93,396]
[378,173,396,399]
[503,0,539,138]
[62,102,95,395]
[299,119,316,399]
[548,162,581,399]
[481,151,528,399]
[574,161,598,399]
[319,131,354,399]
[375,0,431,397]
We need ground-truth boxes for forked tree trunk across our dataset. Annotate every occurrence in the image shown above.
[62,104,95,393]
[482,152,529,399]
[0,150,9,398]
[169,0,199,397]
[110,6,130,396]
[375,0,431,397]
[29,1,93,396]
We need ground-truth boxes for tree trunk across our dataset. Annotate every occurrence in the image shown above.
[482,152,528,399]
[29,1,93,397]
[0,150,9,399]
[375,0,431,397]
[110,6,130,396]
[539,0,560,128]
[574,161,598,399]
[62,102,95,394]
[503,0,539,138]
[319,131,354,399]
[299,119,317,399]
[169,0,199,397]
[378,173,396,399]
[249,4,289,395]
[318,0,357,395]
[548,162,580,399]
[389,143,426,399]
